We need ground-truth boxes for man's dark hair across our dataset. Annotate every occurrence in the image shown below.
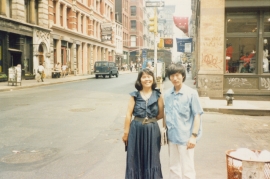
[135,68,157,91]
[166,64,186,82]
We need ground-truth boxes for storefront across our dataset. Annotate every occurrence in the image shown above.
[224,9,270,95]
[192,0,270,97]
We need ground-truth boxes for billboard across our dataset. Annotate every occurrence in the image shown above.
[176,38,193,53]
[101,23,112,42]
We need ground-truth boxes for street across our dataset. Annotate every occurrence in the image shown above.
[0,73,269,179]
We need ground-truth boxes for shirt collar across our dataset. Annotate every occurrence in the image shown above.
[170,84,187,95]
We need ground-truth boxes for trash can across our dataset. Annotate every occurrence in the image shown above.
[226,149,270,179]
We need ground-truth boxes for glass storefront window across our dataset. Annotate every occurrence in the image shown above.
[263,37,270,73]
[227,12,258,33]
[264,12,270,32]
[226,38,257,73]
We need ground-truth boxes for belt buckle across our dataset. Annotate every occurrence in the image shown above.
[142,117,148,124]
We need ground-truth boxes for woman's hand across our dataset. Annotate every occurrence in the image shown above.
[122,133,128,145]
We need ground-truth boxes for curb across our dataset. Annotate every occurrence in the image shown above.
[203,108,270,116]
[0,77,94,92]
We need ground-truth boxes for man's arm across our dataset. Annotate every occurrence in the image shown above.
[187,114,201,149]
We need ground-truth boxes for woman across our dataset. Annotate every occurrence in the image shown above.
[122,68,164,179]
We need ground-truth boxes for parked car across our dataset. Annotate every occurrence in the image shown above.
[94,61,119,78]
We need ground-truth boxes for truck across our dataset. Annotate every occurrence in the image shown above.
[141,49,172,80]
[142,49,172,70]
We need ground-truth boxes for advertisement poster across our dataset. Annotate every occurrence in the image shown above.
[176,38,193,52]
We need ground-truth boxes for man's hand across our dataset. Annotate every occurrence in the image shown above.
[122,133,128,146]
[187,136,196,149]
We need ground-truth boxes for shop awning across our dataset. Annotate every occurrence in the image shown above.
[8,48,22,52]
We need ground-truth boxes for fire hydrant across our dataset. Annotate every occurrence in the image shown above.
[226,89,234,106]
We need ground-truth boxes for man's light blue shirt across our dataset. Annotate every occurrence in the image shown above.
[164,84,204,145]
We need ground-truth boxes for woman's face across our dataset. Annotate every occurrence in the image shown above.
[140,72,153,88]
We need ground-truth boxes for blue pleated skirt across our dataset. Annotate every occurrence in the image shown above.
[125,120,163,179]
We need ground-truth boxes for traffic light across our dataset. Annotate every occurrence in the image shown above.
[158,38,164,48]
[149,9,157,33]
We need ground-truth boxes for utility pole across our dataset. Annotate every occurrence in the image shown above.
[148,7,158,77]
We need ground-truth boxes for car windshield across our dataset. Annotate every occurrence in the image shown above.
[95,62,108,67]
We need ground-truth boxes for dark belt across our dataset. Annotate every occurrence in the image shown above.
[134,117,158,124]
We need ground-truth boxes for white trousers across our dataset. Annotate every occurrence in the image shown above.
[169,142,196,179]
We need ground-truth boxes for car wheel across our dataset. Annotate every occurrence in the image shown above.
[103,75,105,78]
[116,72,119,78]
[109,72,112,78]
[95,75,98,79]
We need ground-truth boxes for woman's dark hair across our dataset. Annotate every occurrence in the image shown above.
[166,63,186,82]
[135,68,157,91]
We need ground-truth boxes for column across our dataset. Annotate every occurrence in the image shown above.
[0,0,7,16]
[82,43,87,74]
[56,40,61,64]
[30,0,36,24]
[77,44,82,74]
[93,20,96,37]
[90,17,94,36]
[89,44,94,74]
[197,0,225,97]
[48,0,54,26]
[63,5,67,28]
[78,12,81,33]
[70,42,76,73]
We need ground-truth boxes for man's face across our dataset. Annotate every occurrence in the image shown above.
[169,72,184,87]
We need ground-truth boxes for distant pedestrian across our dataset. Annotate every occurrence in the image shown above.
[130,64,133,72]
[164,64,203,179]
[61,64,67,77]
[146,61,154,72]
[122,68,164,179]
[36,63,45,82]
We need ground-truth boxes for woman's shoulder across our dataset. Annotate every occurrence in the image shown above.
[129,91,139,97]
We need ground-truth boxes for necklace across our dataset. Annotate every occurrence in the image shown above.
[141,91,152,100]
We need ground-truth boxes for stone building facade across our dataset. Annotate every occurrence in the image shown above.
[49,0,116,76]
[191,0,270,97]
[0,0,50,78]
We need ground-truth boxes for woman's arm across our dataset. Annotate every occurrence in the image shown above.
[122,96,135,145]
[156,95,164,120]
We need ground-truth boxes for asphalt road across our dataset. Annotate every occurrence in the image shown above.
[0,72,269,179]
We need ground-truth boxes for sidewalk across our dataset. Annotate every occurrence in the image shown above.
[0,70,133,92]
[1,70,270,116]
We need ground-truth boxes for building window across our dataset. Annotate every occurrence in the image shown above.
[131,6,136,16]
[264,12,270,32]
[131,36,136,47]
[53,1,57,24]
[227,12,257,33]
[67,7,71,29]
[225,11,270,74]
[131,20,136,29]
[25,0,29,22]
[81,15,84,33]
[226,37,257,73]
[60,4,64,26]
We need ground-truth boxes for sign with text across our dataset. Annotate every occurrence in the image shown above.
[101,23,112,42]
[145,1,165,7]
[176,38,193,52]
[164,38,173,48]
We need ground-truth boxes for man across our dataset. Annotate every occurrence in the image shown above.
[37,63,45,82]
[146,61,154,72]
[164,64,203,179]
[61,63,67,77]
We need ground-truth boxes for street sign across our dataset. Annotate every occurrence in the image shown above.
[145,1,165,7]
